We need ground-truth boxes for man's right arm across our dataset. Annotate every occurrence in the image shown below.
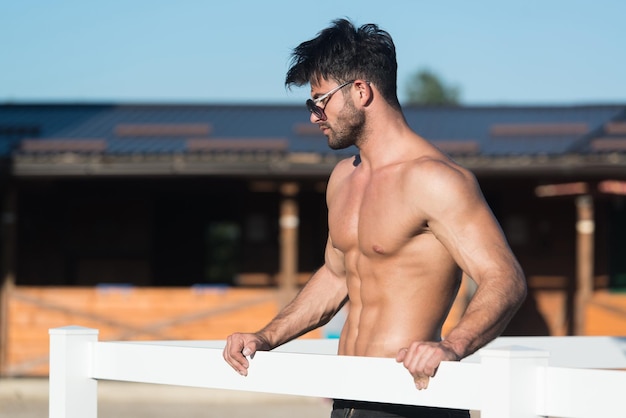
[223,237,348,376]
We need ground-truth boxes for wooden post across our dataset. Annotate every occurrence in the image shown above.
[0,187,17,376]
[279,183,299,303]
[574,195,594,336]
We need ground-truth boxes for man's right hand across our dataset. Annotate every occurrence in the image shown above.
[223,332,271,376]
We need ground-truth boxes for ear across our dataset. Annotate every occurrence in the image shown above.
[353,79,373,107]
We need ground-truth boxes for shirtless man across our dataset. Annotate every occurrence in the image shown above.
[223,19,526,418]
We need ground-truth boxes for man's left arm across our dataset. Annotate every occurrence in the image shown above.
[397,161,527,389]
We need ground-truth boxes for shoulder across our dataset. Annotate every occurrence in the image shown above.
[326,154,359,191]
[402,155,478,194]
[331,154,361,177]
[399,155,485,218]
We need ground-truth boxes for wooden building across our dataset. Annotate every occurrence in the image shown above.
[1,103,625,376]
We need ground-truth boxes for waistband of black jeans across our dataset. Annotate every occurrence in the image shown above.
[332,399,468,417]
[333,399,430,413]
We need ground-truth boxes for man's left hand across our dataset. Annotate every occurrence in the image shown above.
[396,341,460,390]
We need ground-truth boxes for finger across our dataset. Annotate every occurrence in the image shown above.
[414,375,430,390]
[223,336,250,376]
[418,350,439,379]
[402,344,438,389]
[242,343,257,358]
[427,362,440,379]
[402,342,427,372]
[396,347,408,362]
[223,348,247,374]
[410,344,438,375]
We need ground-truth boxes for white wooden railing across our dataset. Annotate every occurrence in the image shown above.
[49,326,626,418]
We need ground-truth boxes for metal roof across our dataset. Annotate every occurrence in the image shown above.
[1,103,625,177]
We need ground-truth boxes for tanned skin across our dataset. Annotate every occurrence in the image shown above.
[223,78,526,390]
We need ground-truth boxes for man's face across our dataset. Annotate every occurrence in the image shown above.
[309,80,365,150]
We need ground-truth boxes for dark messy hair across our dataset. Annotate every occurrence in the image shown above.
[285,18,400,110]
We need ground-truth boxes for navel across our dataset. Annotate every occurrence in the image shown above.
[372,245,385,255]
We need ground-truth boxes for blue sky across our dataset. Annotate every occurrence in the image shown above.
[2,1,625,106]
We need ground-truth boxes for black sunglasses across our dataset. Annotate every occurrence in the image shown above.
[305,80,356,120]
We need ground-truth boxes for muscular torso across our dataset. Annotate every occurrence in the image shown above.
[328,155,463,358]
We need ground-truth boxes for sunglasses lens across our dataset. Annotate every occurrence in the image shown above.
[306,99,325,119]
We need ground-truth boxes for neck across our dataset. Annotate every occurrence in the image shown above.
[356,107,416,169]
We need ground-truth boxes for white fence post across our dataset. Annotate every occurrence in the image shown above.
[49,326,99,418]
[480,345,550,418]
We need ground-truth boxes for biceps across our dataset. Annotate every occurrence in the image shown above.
[324,236,346,279]
[439,209,514,282]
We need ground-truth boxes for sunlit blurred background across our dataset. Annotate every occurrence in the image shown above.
[0,4,625,416]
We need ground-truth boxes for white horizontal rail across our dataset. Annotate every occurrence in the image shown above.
[97,335,626,368]
[539,366,626,417]
[49,326,626,418]
[473,335,626,368]
[92,340,482,410]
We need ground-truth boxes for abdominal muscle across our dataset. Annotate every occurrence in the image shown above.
[336,245,462,358]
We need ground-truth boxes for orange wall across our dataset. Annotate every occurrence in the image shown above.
[3,284,626,376]
[4,286,321,376]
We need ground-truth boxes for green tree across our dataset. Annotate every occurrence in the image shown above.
[405,69,461,106]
